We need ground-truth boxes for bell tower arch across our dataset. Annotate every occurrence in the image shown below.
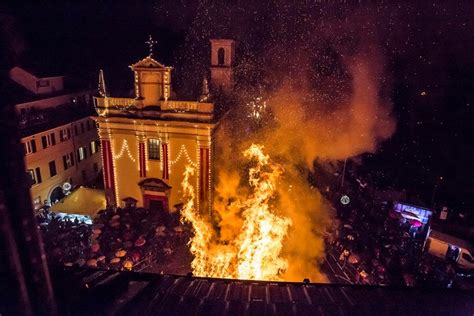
[210,39,236,94]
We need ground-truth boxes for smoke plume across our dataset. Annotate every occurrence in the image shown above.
[164,2,398,282]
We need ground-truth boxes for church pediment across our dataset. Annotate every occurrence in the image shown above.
[138,178,171,192]
[130,56,168,70]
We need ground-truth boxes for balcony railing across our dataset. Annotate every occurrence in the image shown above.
[94,97,137,108]
[94,97,213,114]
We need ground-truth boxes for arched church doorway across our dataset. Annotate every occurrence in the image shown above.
[138,178,171,212]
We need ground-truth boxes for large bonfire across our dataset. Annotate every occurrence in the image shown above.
[180,144,291,281]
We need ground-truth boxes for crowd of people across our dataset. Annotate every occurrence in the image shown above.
[38,205,189,272]
[326,196,459,287]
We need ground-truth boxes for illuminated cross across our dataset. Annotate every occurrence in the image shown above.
[145,34,157,57]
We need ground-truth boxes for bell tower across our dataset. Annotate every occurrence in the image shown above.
[210,39,235,94]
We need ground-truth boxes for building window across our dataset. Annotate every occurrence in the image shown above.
[41,133,56,149]
[37,80,50,87]
[77,146,87,162]
[81,122,85,134]
[148,139,160,160]
[86,120,91,131]
[35,167,42,183]
[93,162,98,173]
[218,47,225,65]
[74,125,78,136]
[28,168,42,185]
[59,128,71,142]
[24,139,37,154]
[27,169,36,186]
[49,160,57,177]
[63,153,74,170]
[90,141,97,154]
[41,136,47,149]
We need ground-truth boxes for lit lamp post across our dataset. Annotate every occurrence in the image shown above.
[340,158,350,206]
[341,157,348,188]
[431,176,443,207]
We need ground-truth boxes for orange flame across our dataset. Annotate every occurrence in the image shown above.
[180,144,291,280]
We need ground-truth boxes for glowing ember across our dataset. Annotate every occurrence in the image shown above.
[180,144,291,280]
[247,96,267,122]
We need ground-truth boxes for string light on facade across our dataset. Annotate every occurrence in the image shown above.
[139,123,149,172]
[133,121,140,171]
[97,124,108,203]
[134,71,140,98]
[169,144,198,167]
[106,121,120,204]
[145,34,157,57]
[113,139,136,162]
[93,42,218,217]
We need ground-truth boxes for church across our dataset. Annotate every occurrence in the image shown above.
[94,37,235,215]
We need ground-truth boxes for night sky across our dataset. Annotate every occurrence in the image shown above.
[1,1,474,212]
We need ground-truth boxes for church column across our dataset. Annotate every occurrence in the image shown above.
[100,136,116,206]
[199,145,210,214]
[139,141,146,178]
[137,130,146,178]
[162,142,169,179]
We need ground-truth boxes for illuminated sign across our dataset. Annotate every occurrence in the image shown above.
[393,202,433,224]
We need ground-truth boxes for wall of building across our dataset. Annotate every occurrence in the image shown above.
[98,118,213,213]
[9,66,65,95]
[15,92,91,114]
[22,117,101,210]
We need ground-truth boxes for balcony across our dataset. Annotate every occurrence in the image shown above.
[94,97,214,116]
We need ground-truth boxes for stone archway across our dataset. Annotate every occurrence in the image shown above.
[49,186,64,204]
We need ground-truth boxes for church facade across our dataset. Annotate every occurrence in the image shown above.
[94,38,234,215]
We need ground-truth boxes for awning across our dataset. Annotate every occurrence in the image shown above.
[50,186,106,217]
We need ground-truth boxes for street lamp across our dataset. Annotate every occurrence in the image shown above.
[341,157,348,188]
[431,176,443,207]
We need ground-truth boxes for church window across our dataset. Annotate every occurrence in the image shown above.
[148,139,160,160]
[218,47,225,65]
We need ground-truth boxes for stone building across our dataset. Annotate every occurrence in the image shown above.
[94,38,233,215]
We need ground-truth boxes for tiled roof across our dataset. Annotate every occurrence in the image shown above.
[51,267,474,315]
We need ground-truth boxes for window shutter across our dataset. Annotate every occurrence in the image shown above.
[63,155,68,170]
